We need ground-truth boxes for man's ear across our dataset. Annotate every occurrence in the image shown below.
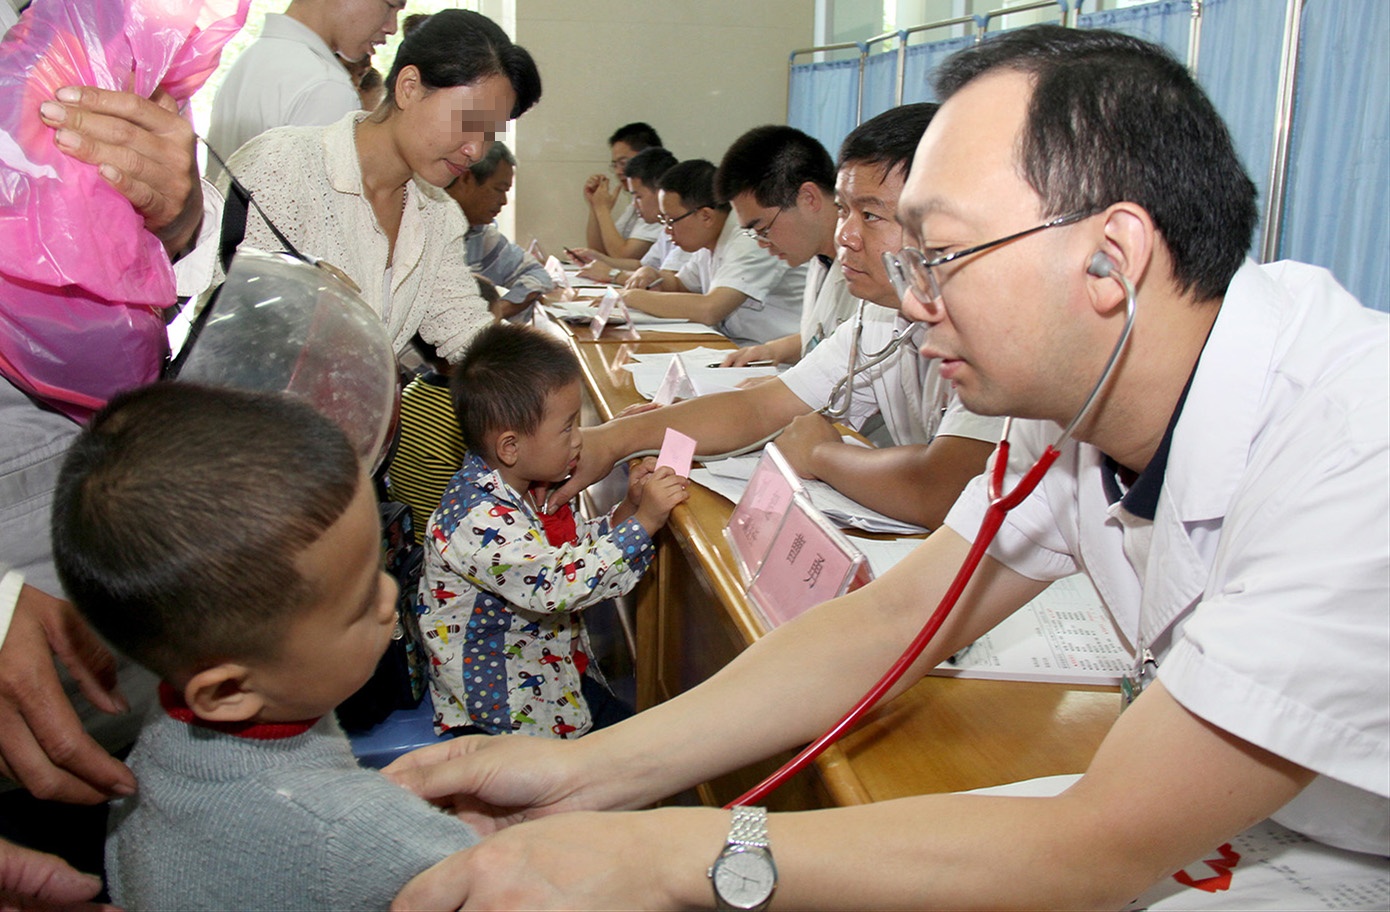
[184,664,264,723]
[1086,202,1155,317]
[494,429,521,468]
[799,180,825,213]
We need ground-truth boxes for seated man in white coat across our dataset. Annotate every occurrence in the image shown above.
[388,26,1388,912]
[620,159,806,347]
[555,106,1000,530]
[714,123,855,368]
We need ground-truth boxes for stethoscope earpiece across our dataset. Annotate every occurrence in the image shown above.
[1087,251,1117,278]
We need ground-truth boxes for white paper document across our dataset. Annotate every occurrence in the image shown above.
[624,352,779,400]
[930,574,1130,685]
[543,300,689,325]
[969,775,1390,911]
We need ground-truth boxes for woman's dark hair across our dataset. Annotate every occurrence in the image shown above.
[384,9,541,119]
[658,159,726,213]
[934,25,1256,301]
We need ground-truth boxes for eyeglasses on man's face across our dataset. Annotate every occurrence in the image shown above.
[740,206,785,241]
[882,210,1096,303]
[658,208,701,229]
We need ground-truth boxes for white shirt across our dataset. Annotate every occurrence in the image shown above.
[615,200,662,243]
[945,260,1390,855]
[221,112,491,362]
[640,232,693,273]
[675,216,807,346]
[206,14,359,179]
[799,255,859,357]
[782,311,1002,447]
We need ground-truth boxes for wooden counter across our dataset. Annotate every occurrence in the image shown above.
[551,313,1120,810]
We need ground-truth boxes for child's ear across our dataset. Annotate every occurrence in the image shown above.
[494,429,520,468]
[184,664,264,723]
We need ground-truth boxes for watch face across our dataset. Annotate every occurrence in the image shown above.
[713,847,776,909]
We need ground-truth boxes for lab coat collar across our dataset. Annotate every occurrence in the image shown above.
[1136,260,1285,648]
[1164,260,1285,524]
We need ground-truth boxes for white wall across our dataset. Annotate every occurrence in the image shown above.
[508,0,814,254]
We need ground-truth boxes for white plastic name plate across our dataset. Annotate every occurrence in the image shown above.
[652,352,695,405]
[590,288,620,339]
[543,255,576,300]
[746,492,871,629]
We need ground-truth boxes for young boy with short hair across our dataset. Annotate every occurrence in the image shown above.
[51,383,478,911]
[420,322,687,738]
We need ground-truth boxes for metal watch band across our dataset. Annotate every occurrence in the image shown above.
[728,805,769,848]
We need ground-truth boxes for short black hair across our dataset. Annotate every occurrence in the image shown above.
[450,323,581,454]
[385,9,541,120]
[934,25,1256,301]
[401,12,431,37]
[657,159,726,213]
[468,141,516,182]
[52,384,360,681]
[837,103,938,182]
[714,125,835,208]
[608,122,662,151]
[624,147,678,186]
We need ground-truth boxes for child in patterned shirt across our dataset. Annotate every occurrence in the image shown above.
[419,323,688,738]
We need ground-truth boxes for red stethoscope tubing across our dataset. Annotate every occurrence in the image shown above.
[727,438,1063,808]
[727,260,1136,808]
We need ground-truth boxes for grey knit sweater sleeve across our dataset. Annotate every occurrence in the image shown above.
[107,709,478,911]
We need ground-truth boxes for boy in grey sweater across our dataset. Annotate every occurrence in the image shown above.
[51,383,479,911]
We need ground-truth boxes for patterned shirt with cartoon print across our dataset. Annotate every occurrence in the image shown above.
[419,451,655,738]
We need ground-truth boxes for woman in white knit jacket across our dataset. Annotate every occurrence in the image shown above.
[219,10,542,363]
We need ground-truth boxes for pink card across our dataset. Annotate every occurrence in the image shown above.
[655,427,697,478]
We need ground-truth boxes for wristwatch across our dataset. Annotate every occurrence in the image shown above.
[708,805,777,911]
[608,267,621,281]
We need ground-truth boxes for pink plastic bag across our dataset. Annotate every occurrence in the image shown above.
[0,0,249,421]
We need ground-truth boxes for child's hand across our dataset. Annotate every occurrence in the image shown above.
[634,466,689,535]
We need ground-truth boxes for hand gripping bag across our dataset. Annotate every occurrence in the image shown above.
[0,0,250,422]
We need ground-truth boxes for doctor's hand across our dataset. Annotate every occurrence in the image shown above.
[623,266,660,290]
[0,836,110,912]
[392,808,721,912]
[545,425,622,512]
[38,85,203,259]
[0,585,134,805]
[776,412,843,480]
[576,260,617,284]
[586,175,620,213]
[383,733,600,837]
[720,343,776,368]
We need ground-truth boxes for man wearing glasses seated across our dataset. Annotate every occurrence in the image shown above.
[620,158,806,346]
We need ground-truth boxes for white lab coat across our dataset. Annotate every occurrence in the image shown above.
[946,259,1390,855]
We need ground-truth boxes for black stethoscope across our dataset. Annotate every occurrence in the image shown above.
[730,252,1138,806]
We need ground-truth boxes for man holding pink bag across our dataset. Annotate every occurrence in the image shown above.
[0,0,247,903]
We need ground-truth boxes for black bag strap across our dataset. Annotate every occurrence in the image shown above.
[166,142,313,378]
